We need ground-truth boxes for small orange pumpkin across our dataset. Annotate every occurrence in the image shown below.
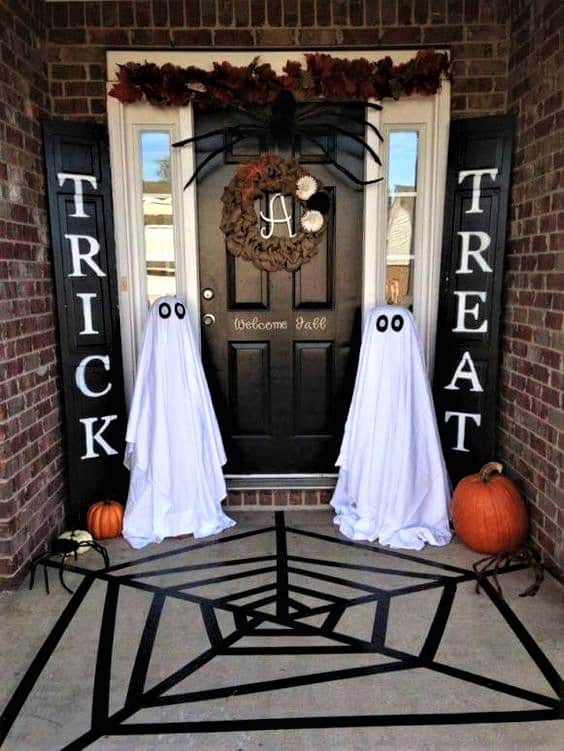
[86,499,124,540]
[452,462,528,554]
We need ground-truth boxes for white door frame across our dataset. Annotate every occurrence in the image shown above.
[107,49,450,484]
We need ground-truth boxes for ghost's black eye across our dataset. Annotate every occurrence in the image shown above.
[159,302,172,319]
[391,314,404,332]
[376,315,388,332]
[175,302,186,319]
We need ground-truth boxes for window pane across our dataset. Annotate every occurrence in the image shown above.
[140,132,176,305]
[386,131,419,308]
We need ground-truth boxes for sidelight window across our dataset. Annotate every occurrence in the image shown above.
[385,131,419,309]
[140,131,176,304]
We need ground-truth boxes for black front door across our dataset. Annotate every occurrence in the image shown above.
[195,107,364,473]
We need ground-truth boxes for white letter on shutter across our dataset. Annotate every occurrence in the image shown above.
[80,415,118,459]
[453,291,488,333]
[57,173,97,218]
[456,232,493,274]
[444,411,481,453]
[76,292,99,335]
[66,234,106,277]
[75,355,112,398]
[444,351,483,392]
[458,168,498,214]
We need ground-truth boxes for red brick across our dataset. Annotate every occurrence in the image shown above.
[135,1,153,26]
[284,0,298,25]
[250,0,265,26]
[218,0,234,26]
[258,28,297,45]
[48,28,87,44]
[201,0,216,26]
[53,98,89,115]
[88,28,130,45]
[382,0,397,25]
[266,0,282,26]
[51,64,87,80]
[214,29,254,45]
[316,0,331,26]
[300,0,315,26]
[379,26,422,44]
[172,29,212,46]
[258,491,273,506]
[184,0,200,26]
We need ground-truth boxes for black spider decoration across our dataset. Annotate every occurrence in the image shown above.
[29,537,110,594]
[172,90,384,190]
[473,544,545,599]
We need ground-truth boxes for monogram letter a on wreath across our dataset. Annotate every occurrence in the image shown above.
[220,154,330,272]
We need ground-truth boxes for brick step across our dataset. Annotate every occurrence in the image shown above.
[226,489,333,508]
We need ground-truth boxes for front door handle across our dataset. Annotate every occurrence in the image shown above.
[202,313,216,327]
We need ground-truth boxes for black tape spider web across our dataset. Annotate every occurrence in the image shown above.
[1,512,562,748]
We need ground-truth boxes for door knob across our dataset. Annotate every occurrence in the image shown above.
[202,288,214,300]
[202,313,216,326]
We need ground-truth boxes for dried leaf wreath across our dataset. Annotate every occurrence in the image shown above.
[220,154,330,272]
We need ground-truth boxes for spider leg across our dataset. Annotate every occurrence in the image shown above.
[295,101,331,117]
[29,551,50,592]
[172,124,263,150]
[472,554,496,594]
[172,126,240,149]
[29,564,35,591]
[297,100,382,116]
[340,100,383,112]
[518,546,545,597]
[183,134,246,189]
[90,540,110,569]
[229,104,269,125]
[297,108,385,143]
[297,130,383,186]
[59,553,74,594]
[303,124,382,166]
[44,562,50,595]
[491,555,505,598]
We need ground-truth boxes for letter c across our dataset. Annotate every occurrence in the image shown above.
[75,355,112,398]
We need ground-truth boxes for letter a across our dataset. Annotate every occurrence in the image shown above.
[444,351,483,392]
[259,193,296,239]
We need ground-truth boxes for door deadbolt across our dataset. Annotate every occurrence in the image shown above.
[202,288,214,300]
[202,313,216,327]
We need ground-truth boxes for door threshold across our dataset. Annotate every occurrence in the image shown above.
[225,474,337,490]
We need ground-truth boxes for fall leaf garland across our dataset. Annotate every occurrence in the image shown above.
[109,50,450,109]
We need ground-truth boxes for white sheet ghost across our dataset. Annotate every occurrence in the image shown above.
[331,306,452,550]
[122,296,235,549]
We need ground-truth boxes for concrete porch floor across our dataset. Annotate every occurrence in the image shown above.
[0,509,562,750]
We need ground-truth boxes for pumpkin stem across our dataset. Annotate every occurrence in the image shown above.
[479,461,504,482]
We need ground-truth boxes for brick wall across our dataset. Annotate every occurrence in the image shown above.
[2,0,563,587]
[46,0,510,120]
[0,0,66,589]
[498,0,563,578]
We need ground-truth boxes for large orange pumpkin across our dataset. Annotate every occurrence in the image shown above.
[452,462,528,554]
[86,499,124,540]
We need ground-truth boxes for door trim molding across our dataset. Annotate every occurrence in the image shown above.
[225,474,337,490]
[107,48,450,475]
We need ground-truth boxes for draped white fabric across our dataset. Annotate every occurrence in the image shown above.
[331,306,452,550]
[123,296,235,549]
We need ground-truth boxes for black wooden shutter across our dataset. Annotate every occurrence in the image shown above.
[43,120,128,525]
[433,115,515,485]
